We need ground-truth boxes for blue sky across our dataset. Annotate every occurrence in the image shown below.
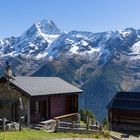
[0,0,140,39]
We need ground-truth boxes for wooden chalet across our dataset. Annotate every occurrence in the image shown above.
[0,65,82,126]
[107,91,140,132]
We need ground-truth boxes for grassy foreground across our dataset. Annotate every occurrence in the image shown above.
[0,129,110,140]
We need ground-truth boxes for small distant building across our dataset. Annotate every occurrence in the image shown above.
[0,64,82,126]
[107,91,140,132]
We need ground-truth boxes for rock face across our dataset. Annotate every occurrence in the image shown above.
[1,19,140,120]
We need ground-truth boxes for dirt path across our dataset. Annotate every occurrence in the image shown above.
[52,138,110,140]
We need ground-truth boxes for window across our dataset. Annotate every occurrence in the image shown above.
[34,101,40,113]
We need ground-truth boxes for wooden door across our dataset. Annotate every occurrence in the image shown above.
[40,100,46,121]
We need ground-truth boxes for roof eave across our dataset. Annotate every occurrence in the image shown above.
[9,82,31,98]
[30,91,83,97]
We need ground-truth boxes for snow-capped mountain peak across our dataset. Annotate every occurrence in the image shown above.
[39,19,60,34]
[35,19,61,35]
[0,19,62,61]
[23,19,61,37]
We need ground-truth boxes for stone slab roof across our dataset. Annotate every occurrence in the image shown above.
[9,77,82,97]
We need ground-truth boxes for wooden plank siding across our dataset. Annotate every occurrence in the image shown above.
[50,96,67,118]
[109,108,140,131]
[110,109,140,122]
[30,94,78,123]
[50,94,78,118]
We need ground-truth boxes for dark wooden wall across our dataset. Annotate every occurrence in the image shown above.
[30,94,78,123]
[110,109,140,124]
[50,96,66,118]
[50,94,78,118]
[109,108,140,131]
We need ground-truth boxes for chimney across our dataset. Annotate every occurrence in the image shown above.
[4,62,13,78]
